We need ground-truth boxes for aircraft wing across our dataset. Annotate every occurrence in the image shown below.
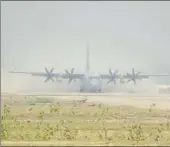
[60,73,85,79]
[8,71,61,77]
[99,74,122,79]
[122,74,170,79]
[61,71,115,80]
[62,74,122,80]
[143,74,170,77]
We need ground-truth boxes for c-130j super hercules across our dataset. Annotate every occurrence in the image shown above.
[9,45,170,92]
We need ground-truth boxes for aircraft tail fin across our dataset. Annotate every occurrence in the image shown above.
[86,45,90,73]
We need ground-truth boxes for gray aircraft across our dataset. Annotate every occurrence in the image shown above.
[8,45,170,92]
[57,46,121,92]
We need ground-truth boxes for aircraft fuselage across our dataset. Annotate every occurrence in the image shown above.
[79,74,102,92]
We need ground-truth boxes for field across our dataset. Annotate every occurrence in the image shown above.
[1,94,170,146]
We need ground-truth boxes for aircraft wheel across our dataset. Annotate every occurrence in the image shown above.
[80,89,84,92]
[98,89,102,92]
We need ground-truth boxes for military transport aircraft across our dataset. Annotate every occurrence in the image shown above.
[8,45,170,92]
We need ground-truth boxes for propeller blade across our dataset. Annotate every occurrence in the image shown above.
[132,68,139,85]
[113,79,116,84]
[125,68,143,85]
[136,72,140,76]
[126,68,139,85]
[45,77,49,83]
[132,68,135,76]
[45,68,48,73]
[68,78,72,84]
[44,68,54,82]
[45,76,54,83]
[71,68,75,74]
[65,70,70,76]
[107,69,117,84]
[114,70,118,76]
[107,80,111,84]
[134,80,136,85]
[50,68,54,73]
[65,68,75,84]
[109,69,114,77]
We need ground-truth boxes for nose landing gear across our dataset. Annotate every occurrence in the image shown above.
[80,88,84,92]
[98,89,102,92]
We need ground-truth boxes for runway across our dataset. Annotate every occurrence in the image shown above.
[2,92,170,110]
[3,92,170,97]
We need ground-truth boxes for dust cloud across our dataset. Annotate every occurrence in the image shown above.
[2,2,170,94]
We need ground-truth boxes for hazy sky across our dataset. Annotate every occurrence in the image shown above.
[2,1,170,89]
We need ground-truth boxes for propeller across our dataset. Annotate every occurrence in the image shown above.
[65,68,75,84]
[107,69,118,84]
[44,68,55,83]
[126,68,140,85]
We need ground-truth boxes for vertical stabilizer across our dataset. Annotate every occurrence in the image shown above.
[86,45,90,73]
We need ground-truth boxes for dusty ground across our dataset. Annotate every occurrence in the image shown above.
[4,92,169,109]
[1,93,170,146]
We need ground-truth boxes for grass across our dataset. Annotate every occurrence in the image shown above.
[1,95,170,146]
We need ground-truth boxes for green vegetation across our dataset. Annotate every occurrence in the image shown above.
[1,95,170,146]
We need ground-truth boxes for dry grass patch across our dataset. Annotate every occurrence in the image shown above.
[1,95,170,145]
